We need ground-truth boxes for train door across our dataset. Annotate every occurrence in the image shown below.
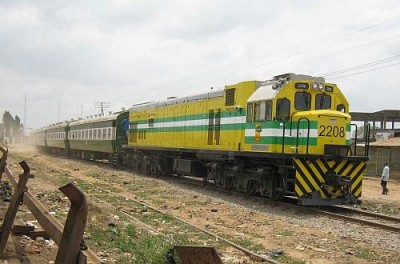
[207,109,221,146]
[130,123,138,144]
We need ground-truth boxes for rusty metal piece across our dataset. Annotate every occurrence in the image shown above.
[4,164,101,263]
[0,161,31,256]
[0,147,8,181]
[174,246,223,264]
[55,183,88,264]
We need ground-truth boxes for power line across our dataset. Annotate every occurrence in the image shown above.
[326,61,400,80]
[321,54,400,77]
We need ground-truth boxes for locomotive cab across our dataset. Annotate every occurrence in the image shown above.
[244,73,352,155]
[244,73,367,205]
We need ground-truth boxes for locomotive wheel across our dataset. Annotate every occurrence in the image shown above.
[225,177,235,191]
[246,181,259,196]
[270,175,286,200]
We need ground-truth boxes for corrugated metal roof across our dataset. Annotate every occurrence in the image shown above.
[370,137,400,147]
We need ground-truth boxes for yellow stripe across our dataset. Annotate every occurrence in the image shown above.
[295,183,304,197]
[295,172,313,193]
[331,160,344,173]
[308,162,325,183]
[295,162,321,191]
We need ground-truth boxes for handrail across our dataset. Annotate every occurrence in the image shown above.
[350,124,358,156]
[281,122,286,153]
[365,123,371,157]
[296,117,310,154]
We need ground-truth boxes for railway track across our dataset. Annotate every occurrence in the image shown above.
[13,152,399,262]
[153,172,400,234]
[313,206,400,233]
[31,162,279,263]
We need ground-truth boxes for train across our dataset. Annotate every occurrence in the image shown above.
[34,73,369,206]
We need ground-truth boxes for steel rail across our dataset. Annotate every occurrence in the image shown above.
[313,208,400,233]
[66,174,280,263]
[331,205,400,223]
[163,174,400,234]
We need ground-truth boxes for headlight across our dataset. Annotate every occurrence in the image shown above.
[312,82,324,91]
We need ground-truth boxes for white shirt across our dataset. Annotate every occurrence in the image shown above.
[381,165,390,181]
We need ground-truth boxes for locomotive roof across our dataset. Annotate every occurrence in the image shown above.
[69,113,120,126]
[247,73,330,103]
[38,121,69,131]
[130,90,224,112]
[247,82,278,103]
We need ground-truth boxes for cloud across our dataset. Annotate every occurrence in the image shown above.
[0,0,400,128]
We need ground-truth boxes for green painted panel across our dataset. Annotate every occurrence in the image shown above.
[69,140,114,153]
[131,110,245,124]
[244,136,318,145]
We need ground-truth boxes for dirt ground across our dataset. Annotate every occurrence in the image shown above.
[1,145,400,263]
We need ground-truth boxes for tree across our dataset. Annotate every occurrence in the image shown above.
[14,115,21,140]
[2,111,14,137]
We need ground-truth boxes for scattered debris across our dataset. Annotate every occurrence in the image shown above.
[267,249,284,258]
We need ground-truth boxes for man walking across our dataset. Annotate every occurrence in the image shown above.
[381,162,390,195]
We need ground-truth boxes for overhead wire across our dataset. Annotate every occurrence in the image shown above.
[122,9,400,104]
[322,54,400,77]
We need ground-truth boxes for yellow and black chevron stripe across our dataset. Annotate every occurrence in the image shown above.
[293,157,366,199]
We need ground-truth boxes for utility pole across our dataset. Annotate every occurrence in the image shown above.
[93,102,110,115]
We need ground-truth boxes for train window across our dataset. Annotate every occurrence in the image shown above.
[337,104,346,113]
[102,128,107,139]
[265,101,272,121]
[108,128,112,139]
[295,92,311,110]
[254,101,272,121]
[246,103,253,122]
[254,102,265,122]
[276,99,290,121]
[315,94,331,110]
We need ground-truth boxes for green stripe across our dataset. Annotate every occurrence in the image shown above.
[131,110,245,124]
[245,137,318,145]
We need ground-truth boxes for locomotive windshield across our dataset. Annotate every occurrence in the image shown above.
[294,92,311,110]
[315,94,332,110]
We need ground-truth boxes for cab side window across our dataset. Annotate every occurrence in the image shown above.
[337,104,346,113]
[276,99,290,121]
[246,103,253,122]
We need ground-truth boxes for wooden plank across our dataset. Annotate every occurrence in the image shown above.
[174,245,223,264]
[5,164,101,263]
[0,161,31,256]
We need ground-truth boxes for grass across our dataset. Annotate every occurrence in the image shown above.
[359,200,399,215]
[275,255,307,264]
[355,247,382,261]
[87,222,174,264]
[276,229,295,237]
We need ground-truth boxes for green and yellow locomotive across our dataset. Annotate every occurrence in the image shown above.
[34,73,368,206]
[124,73,368,205]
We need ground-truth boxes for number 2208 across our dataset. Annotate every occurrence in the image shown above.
[319,125,345,137]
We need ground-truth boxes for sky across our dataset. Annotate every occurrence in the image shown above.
[1,0,400,129]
